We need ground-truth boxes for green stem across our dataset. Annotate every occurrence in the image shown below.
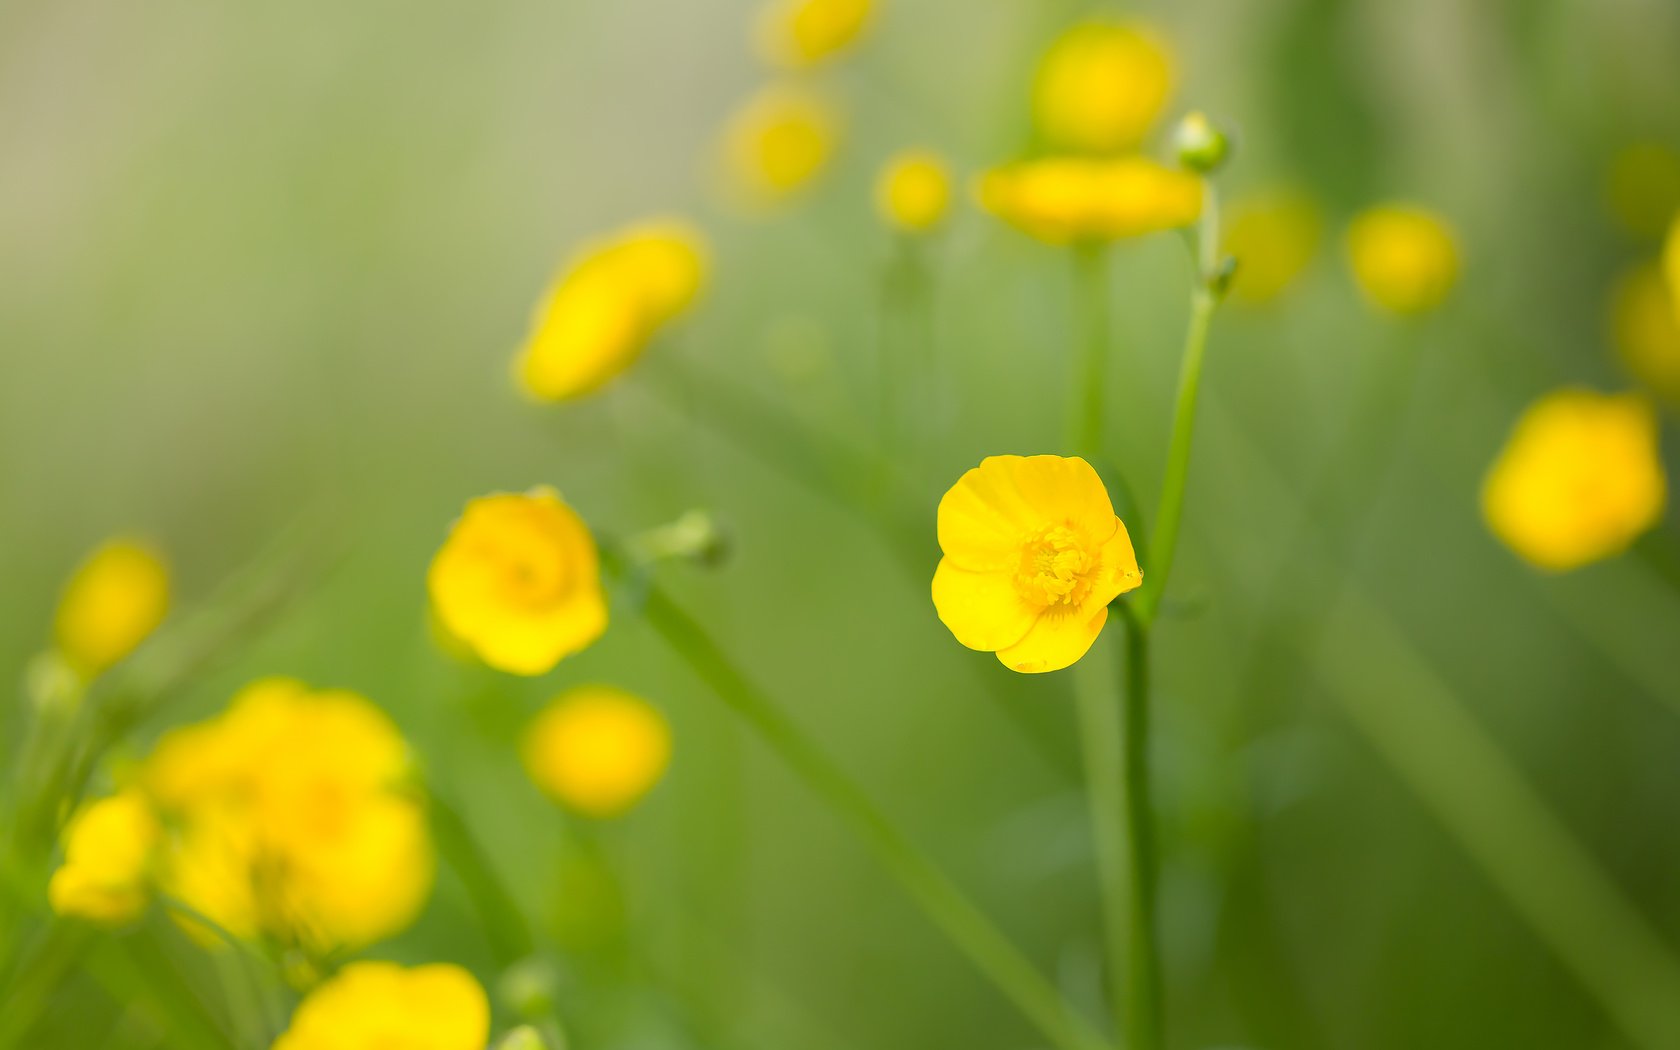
[1118,614,1161,1050]
[430,793,536,968]
[1071,632,1129,1037]
[1072,244,1111,456]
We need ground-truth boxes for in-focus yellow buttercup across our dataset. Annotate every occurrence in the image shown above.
[516,220,707,401]
[876,150,952,233]
[1610,262,1680,401]
[48,790,159,925]
[273,961,489,1050]
[1345,204,1461,315]
[1605,142,1680,240]
[429,488,608,676]
[933,456,1143,673]
[1224,189,1322,305]
[1481,389,1666,572]
[1034,21,1172,154]
[54,538,169,679]
[722,84,839,203]
[755,0,871,69]
[978,156,1202,245]
[523,685,672,817]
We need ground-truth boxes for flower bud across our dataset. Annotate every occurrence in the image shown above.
[1173,111,1230,174]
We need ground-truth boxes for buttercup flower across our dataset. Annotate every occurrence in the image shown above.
[1605,142,1680,240]
[933,456,1143,673]
[722,84,839,202]
[429,488,607,676]
[1610,262,1680,401]
[755,0,871,69]
[523,685,672,817]
[1034,21,1172,154]
[273,961,490,1050]
[515,219,707,401]
[876,150,952,233]
[48,790,159,925]
[1344,203,1461,315]
[1481,389,1666,572]
[54,538,169,679]
[1223,188,1322,305]
[978,156,1202,244]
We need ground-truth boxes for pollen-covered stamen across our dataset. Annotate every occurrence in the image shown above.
[1014,524,1100,608]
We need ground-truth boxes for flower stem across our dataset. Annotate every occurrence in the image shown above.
[1072,244,1111,456]
[1118,612,1161,1050]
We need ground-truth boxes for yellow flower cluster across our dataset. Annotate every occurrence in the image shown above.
[755,0,872,70]
[978,156,1203,245]
[1033,21,1173,155]
[876,150,952,233]
[273,962,489,1050]
[1344,204,1461,315]
[523,686,672,817]
[54,538,169,680]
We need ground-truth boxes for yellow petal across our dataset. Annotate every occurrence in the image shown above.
[937,455,1115,571]
[995,603,1108,674]
[930,558,1037,652]
[1088,516,1145,606]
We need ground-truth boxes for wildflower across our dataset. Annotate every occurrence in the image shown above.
[1481,389,1666,572]
[47,790,159,925]
[1605,142,1680,240]
[977,156,1202,244]
[515,219,707,401]
[876,150,952,233]
[932,455,1143,673]
[1223,189,1322,305]
[54,538,169,679]
[722,84,839,202]
[428,488,607,676]
[1034,21,1172,154]
[1610,261,1680,400]
[755,0,872,69]
[1666,215,1680,327]
[523,686,671,817]
[273,961,489,1050]
[1344,203,1461,315]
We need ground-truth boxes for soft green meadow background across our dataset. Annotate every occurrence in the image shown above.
[4,0,1680,1047]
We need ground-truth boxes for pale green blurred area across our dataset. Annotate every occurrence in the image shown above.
[5,0,1680,1048]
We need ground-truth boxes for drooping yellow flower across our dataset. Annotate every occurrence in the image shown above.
[932,456,1143,674]
[1610,261,1680,401]
[1344,203,1461,315]
[1481,390,1666,572]
[755,0,872,69]
[1223,189,1322,305]
[54,538,169,679]
[977,156,1202,244]
[1034,21,1173,154]
[48,790,159,925]
[428,488,607,676]
[722,84,839,203]
[515,219,707,401]
[876,150,952,233]
[522,686,672,817]
[1605,142,1680,240]
[273,961,489,1050]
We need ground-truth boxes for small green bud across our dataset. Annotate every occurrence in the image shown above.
[1209,255,1239,298]
[1173,111,1231,174]
[498,956,560,1020]
[495,1026,549,1050]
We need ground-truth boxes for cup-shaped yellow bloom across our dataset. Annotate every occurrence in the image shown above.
[722,84,839,203]
[1606,142,1680,240]
[429,488,607,676]
[1481,390,1666,572]
[48,790,159,925]
[273,961,490,1050]
[933,456,1143,673]
[523,685,672,817]
[755,0,871,69]
[54,538,169,679]
[1034,21,1172,154]
[516,220,707,401]
[978,156,1202,245]
[1611,262,1680,401]
[1224,189,1322,305]
[1344,203,1461,315]
[876,150,952,233]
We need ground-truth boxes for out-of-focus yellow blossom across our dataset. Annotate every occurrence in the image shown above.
[1344,204,1461,315]
[428,488,607,676]
[1610,262,1680,400]
[1223,189,1322,304]
[516,220,707,401]
[755,0,871,69]
[48,790,159,925]
[522,686,672,817]
[978,156,1202,244]
[1481,389,1666,572]
[1666,215,1680,328]
[54,539,169,679]
[1034,21,1172,154]
[933,456,1143,674]
[1605,142,1680,240]
[143,678,432,955]
[273,961,489,1050]
[876,150,952,233]
[723,84,839,202]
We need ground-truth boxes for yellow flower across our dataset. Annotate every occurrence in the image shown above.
[755,0,872,69]
[1610,261,1680,400]
[1666,215,1680,328]
[273,961,490,1050]
[428,487,608,676]
[1344,203,1461,315]
[54,538,169,679]
[977,156,1202,244]
[722,84,839,203]
[522,686,672,817]
[876,150,952,233]
[1605,142,1680,240]
[1223,189,1322,305]
[1034,21,1173,154]
[1481,389,1666,572]
[48,790,159,925]
[932,456,1143,674]
[515,219,707,401]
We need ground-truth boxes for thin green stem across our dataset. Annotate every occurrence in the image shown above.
[1072,244,1111,456]
[430,793,536,968]
[1118,614,1161,1050]
[1071,632,1129,1038]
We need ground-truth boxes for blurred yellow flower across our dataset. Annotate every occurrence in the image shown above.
[428,487,608,676]
[54,538,169,679]
[1666,215,1680,327]
[876,150,952,233]
[755,0,871,69]
[48,790,159,925]
[1344,203,1461,315]
[523,685,672,817]
[1481,389,1666,572]
[273,961,489,1050]
[516,219,707,401]
[1034,21,1172,154]
[1605,142,1680,240]
[933,455,1142,674]
[1610,261,1680,400]
[1223,189,1322,305]
[723,84,839,202]
[978,156,1202,244]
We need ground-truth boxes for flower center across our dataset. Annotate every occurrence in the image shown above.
[1015,524,1098,608]
[499,550,570,609]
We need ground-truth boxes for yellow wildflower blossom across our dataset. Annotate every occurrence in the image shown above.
[428,487,607,676]
[977,156,1202,244]
[523,686,672,817]
[1223,189,1322,304]
[933,456,1143,673]
[1610,261,1680,401]
[273,961,489,1050]
[1481,389,1666,572]
[1666,215,1680,328]
[722,84,839,202]
[54,538,169,679]
[48,790,159,925]
[755,0,871,69]
[1605,142,1680,240]
[1344,203,1461,315]
[876,150,952,233]
[1034,21,1173,154]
